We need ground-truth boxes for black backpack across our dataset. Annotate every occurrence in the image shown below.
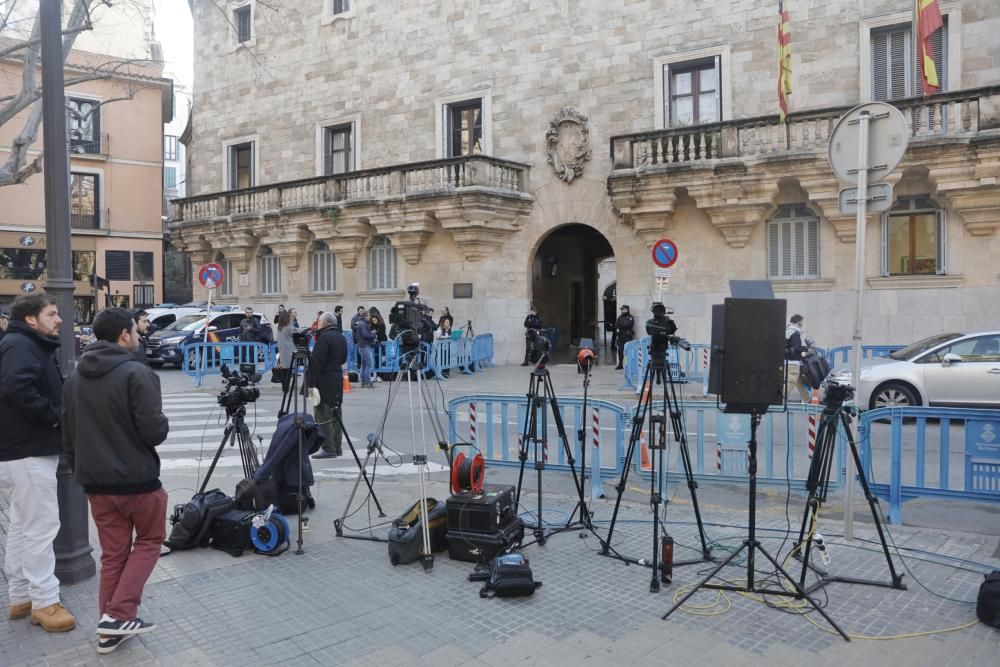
[479,553,541,598]
[977,570,1000,628]
[801,351,832,388]
[164,489,233,550]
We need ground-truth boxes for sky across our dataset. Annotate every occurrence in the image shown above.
[152,0,194,89]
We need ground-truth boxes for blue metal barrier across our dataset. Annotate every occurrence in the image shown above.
[621,336,681,393]
[859,406,1000,524]
[448,395,837,497]
[427,338,476,379]
[472,333,494,367]
[181,341,273,387]
[821,345,902,367]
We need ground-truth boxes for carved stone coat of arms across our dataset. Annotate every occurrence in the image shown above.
[546,107,592,184]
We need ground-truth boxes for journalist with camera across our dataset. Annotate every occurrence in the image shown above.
[389,283,435,377]
[308,312,347,458]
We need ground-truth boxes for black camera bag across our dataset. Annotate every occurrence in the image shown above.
[210,509,257,557]
[977,570,1000,628]
[480,553,541,598]
[164,489,233,550]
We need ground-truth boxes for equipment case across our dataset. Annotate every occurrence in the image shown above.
[447,515,524,563]
[210,508,256,556]
[446,484,515,533]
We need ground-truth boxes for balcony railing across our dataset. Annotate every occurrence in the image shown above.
[69,133,109,157]
[611,87,997,170]
[170,154,530,222]
[70,206,108,230]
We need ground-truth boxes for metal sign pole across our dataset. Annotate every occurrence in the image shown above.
[845,111,871,540]
[202,285,213,377]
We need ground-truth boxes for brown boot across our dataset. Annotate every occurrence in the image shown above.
[8,601,31,620]
[30,602,76,632]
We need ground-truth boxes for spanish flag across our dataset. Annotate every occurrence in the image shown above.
[777,0,791,122]
[916,0,943,96]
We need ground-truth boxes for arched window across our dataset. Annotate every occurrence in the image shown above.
[259,246,281,295]
[881,197,946,276]
[310,241,336,293]
[767,205,819,280]
[215,253,233,296]
[368,236,397,290]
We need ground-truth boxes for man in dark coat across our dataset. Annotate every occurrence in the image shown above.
[239,307,263,342]
[63,307,168,651]
[521,307,543,366]
[614,305,635,370]
[132,309,151,366]
[353,311,377,387]
[0,293,77,632]
[333,305,343,332]
[309,313,347,459]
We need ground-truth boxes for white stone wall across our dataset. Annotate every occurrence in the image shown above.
[188,0,1000,361]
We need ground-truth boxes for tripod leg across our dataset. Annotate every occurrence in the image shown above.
[198,422,236,494]
[334,411,385,517]
[545,378,590,529]
[514,376,538,510]
[663,541,749,620]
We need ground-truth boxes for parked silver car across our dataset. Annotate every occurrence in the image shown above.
[828,331,1000,410]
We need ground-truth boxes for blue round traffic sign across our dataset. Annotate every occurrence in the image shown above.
[198,263,225,289]
[652,239,678,268]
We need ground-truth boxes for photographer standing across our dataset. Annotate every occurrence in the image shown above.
[521,306,542,366]
[309,312,347,459]
[63,307,169,652]
[614,305,635,370]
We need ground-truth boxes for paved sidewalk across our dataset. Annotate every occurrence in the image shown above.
[2,362,999,665]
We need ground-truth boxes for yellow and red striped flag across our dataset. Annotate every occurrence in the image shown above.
[916,0,943,96]
[777,0,792,122]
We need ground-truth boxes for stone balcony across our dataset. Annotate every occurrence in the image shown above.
[608,86,1000,248]
[168,155,533,272]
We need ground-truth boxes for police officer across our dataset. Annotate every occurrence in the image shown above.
[614,304,635,370]
[521,307,542,366]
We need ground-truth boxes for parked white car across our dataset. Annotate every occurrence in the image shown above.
[828,331,1000,410]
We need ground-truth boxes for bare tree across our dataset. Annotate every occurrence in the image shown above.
[0,0,159,187]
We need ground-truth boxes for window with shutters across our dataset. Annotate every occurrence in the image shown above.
[228,141,254,189]
[882,197,946,276]
[666,57,721,126]
[445,99,483,157]
[164,135,178,160]
[216,257,234,296]
[105,250,131,281]
[67,97,100,154]
[310,242,336,293]
[322,123,354,175]
[871,19,947,101]
[767,206,819,280]
[368,236,397,291]
[259,248,281,295]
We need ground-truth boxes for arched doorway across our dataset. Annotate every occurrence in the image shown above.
[531,224,614,358]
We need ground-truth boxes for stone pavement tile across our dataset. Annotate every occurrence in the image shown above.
[419,644,490,666]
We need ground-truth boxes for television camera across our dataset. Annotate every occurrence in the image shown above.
[525,328,552,366]
[389,283,433,346]
[217,363,261,412]
[645,303,690,369]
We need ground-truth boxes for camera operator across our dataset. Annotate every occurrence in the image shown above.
[308,312,347,459]
[521,306,543,366]
[614,304,635,370]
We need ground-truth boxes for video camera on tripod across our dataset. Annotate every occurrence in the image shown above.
[389,283,432,346]
[525,328,551,359]
[217,363,261,412]
[645,303,690,367]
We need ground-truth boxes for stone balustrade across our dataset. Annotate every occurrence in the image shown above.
[611,87,996,170]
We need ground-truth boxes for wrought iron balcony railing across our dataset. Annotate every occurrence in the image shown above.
[70,206,108,230]
[68,132,109,157]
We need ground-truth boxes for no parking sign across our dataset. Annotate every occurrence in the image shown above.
[198,263,225,290]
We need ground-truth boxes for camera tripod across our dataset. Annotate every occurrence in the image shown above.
[335,339,449,571]
[197,403,262,495]
[602,338,712,592]
[793,385,905,594]
[278,348,317,555]
[514,355,614,550]
[662,408,850,641]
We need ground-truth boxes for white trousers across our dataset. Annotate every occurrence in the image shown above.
[0,455,61,608]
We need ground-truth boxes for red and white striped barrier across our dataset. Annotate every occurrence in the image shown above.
[469,401,477,443]
[807,391,820,459]
[716,441,722,473]
[592,407,600,448]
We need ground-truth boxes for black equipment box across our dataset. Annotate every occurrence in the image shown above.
[447,515,524,563]
[210,508,256,556]
[388,498,449,566]
[446,485,515,533]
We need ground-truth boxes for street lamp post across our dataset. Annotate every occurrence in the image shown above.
[40,0,95,584]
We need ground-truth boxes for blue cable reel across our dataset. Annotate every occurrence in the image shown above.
[250,506,290,556]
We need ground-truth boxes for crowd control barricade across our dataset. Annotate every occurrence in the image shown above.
[427,338,476,379]
[820,345,902,368]
[472,333,494,367]
[859,406,1000,524]
[621,336,681,393]
[448,394,631,499]
[181,341,273,387]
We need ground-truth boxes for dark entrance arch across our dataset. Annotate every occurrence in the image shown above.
[531,224,614,356]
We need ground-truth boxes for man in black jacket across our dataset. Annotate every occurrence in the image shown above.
[614,305,635,370]
[132,309,151,366]
[0,293,77,633]
[63,308,169,652]
[308,313,347,459]
[521,307,542,366]
[239,307,263,342]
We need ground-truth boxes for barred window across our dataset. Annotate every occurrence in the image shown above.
[368,236,397,291]
[310,242,336,293]
[767,205,819,280]
[259,248,281,295]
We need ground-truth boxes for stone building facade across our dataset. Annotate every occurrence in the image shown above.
[171,0,1000,361]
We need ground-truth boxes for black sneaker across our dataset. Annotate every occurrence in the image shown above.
[97,633,133,654]
[96,615,156,636]
[312,450,338,459]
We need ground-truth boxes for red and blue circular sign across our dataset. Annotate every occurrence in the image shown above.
[651,238,678,268]
[198,263,225,289]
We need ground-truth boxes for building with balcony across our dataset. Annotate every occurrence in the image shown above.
[0,7,172,321]
[171,0,999,359]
